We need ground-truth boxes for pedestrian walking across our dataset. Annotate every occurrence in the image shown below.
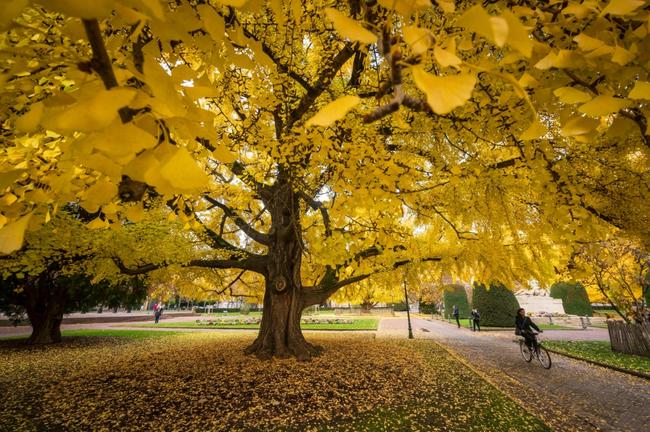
[452,304,460,328]
[154,303,162,324]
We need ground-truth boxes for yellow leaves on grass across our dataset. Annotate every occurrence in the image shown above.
[324,8,376,45]
[0,213,31,254]
[305,95,360,127]
[41,88,136,133]
[15,102,45,133]
[412,67,476,114]
[0,334,546,431]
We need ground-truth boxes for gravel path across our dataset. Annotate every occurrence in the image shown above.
[379,317,649,432]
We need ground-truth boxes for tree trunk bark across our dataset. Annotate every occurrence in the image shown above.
[24,272,66,345]
[245,181,321,361]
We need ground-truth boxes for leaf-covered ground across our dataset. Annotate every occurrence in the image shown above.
[544,340,650,375]
[0,333,549,431]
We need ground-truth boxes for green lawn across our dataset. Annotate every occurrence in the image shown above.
[544,340,650,375]
[127,317,379,331]
[0,333,549,431]
[0,329,183,341]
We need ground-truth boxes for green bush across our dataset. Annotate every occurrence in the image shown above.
[471,282,520,327]
[443,285,470,319]
[550,281,593,316]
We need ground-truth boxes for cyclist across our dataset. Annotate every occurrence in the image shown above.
[515,308,542,350]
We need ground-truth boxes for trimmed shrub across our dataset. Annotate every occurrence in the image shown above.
[550,282,593,316]
[472,282,520,327]
[443,285,470,319]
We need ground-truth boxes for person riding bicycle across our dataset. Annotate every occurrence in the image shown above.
[515,308,542,350]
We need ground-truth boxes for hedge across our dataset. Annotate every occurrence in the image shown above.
[472,282,520,327]
[443,285,470,319]
[550,281,593,316]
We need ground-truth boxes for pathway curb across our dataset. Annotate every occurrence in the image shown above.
[544,347,650,381]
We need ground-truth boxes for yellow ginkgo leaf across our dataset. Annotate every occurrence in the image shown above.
[305,95,361,127]
[215,0,248,6]
[574,33,605,51]
[197,4,225,42]
[35,0,115,19]
[629,81,650,99]
[403,26,432,55]
[489,16,509,47]
[433,44,462,67]
[41,88,137,133]
[0,213,32,255]
[502,11,532,57]
[578,95,631,117]
[553,87,593,104]
[611,45,635,65]
[1,0,28,30]
[87,217,109,229]
[85,178,118,206]
[324,8,376,44]
[213,145,237,164]
[377,0,431,17]
[83,123,158,159]
[412,67,476,114]
[560,116,600,136]
[519,119,547,141]
[159,147,210,191]
[457,5,508,47]
[438,0,455,13]
[534,51,557,69]
[15,102,45,133]
[600,0,644,16]
[125,203,146,222]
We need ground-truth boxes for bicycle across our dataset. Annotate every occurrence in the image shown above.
[519,331,552,369]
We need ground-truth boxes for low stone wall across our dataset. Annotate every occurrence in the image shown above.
[0,312,198,326]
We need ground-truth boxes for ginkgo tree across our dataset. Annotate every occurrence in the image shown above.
[1,0,649,359]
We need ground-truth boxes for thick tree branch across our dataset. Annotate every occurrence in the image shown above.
[203,195,270,246]
[113,254,267,276]
[285,43,356,130]
[298,191,332,237]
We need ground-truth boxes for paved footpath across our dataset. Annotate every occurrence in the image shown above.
[379,317,650,432]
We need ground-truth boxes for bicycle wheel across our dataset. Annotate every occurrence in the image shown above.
[536,346,552,369]
[520,341,533,362]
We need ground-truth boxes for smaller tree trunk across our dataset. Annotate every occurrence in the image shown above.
[24,273,66,345]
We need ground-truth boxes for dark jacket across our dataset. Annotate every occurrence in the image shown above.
[471,311,480,320]
[515,315,540,334]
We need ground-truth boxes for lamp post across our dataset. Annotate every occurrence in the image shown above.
[403,277,414,339]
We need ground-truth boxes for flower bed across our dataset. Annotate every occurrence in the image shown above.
[194,317,355,326]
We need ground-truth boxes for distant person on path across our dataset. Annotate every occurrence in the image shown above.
[154,303,163,324]
[515,308,542,349]
[452,305,460,328]
[471,309,481,332]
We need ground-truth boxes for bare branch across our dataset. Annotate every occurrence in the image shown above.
[203,195,270,246]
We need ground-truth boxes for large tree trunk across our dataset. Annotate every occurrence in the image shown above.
[245,181,321,361]
[24,272,66,345]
